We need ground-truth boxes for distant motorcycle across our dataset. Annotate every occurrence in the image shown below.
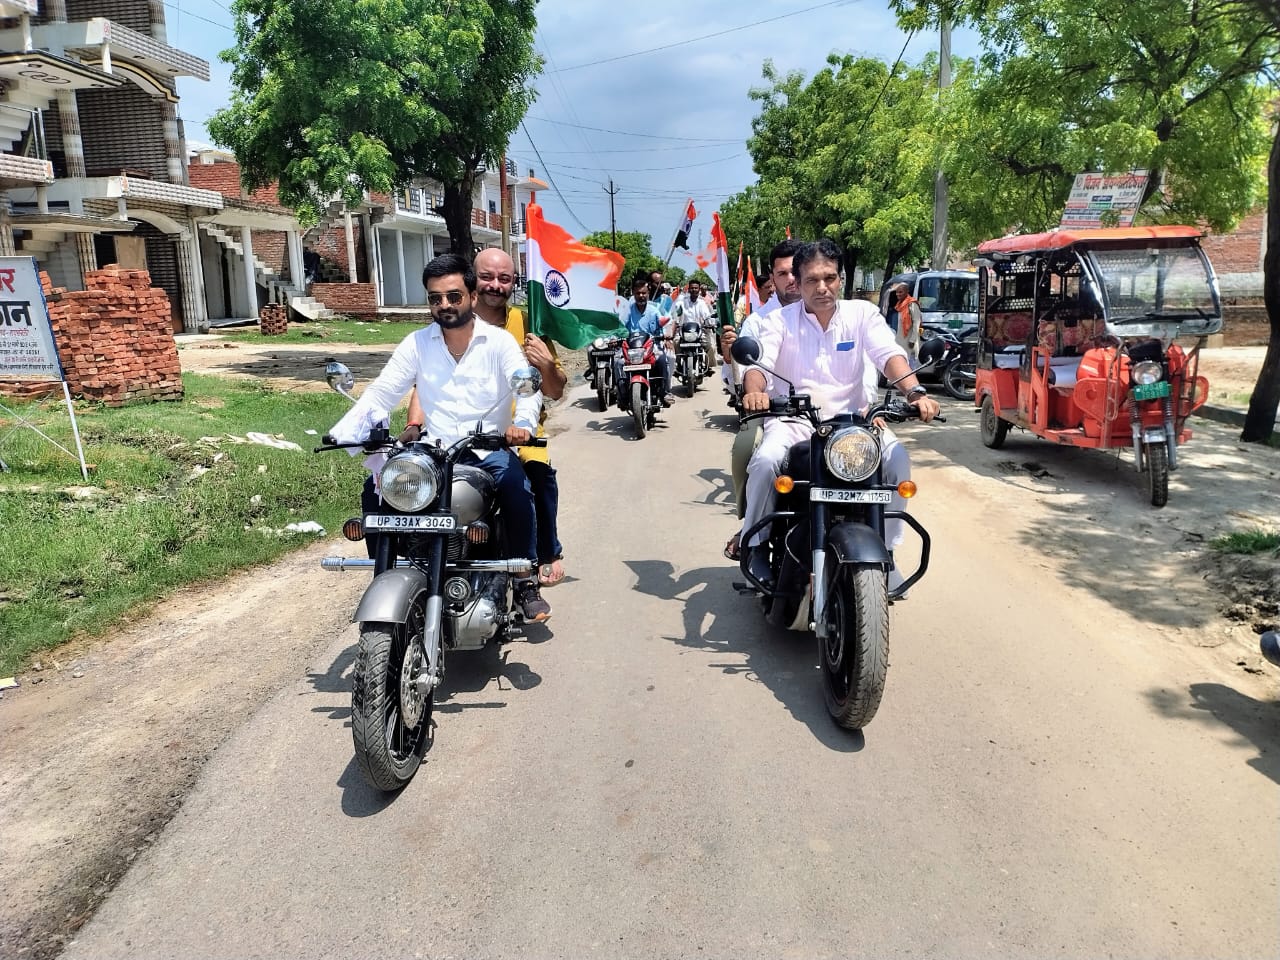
[614,331,667,439]
[918,326,978,401]
[585,336,622,412]
[674,318,709,396]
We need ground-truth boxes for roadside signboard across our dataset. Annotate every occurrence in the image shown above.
[0,256,87,479]
[1060,171,1149,229]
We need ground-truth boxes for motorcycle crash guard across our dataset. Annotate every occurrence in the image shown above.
[353,567,432,625]
[826,522,892,569]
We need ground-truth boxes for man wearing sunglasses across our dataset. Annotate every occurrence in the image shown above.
[329,252,551,622]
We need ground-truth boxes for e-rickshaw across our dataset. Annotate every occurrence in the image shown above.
[973,226,1223,506]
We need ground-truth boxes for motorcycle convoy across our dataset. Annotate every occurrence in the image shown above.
[318,225,1228,793]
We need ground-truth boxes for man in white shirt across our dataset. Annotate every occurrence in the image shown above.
[737,238,940,584]
[330,253,550,621]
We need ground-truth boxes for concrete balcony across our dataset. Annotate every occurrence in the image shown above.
[13,18,210,81]
[0,152,52,186]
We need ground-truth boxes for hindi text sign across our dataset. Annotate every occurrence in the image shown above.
[1060,171,1149,229]
[0,256,60,381]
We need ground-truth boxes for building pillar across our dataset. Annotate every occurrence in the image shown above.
[395,229,407,308]
[370,225,385,307]
[55,92,85,178]
[239,226,258,319]
[161,100,183,184]
[75,232,96,276]
[343,207,357,282]
[148,0,167,41]
[285,229,303,292]
[0,224,15,256]
[176,229,207,331]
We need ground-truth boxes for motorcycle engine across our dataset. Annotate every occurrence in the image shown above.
[446,574,507,650]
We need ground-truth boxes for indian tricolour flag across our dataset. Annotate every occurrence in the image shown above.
[699,212,735,330]
[527,203,627,349]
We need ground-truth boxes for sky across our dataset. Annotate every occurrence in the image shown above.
[169,0,979,263]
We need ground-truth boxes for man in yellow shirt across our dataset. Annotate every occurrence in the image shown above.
[407,249,568,599]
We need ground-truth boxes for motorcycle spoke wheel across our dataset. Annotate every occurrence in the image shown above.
[944,362,976,401]
[820,564,889,730]
[351,599,433,792]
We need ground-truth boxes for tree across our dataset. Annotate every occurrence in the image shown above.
[209,0,541,255]
[894,0,1278,439]
[580,230,665,293]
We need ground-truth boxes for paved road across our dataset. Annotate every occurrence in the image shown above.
[63,383,1279,959]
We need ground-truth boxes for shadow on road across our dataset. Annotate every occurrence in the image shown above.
[581,414,670,440]
[692,467,735,511]
[624,558,864,753]
[1145,681,1280,787]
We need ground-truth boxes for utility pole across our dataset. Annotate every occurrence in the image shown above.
[500,154,510,258]
[603,178,620,250]
[931,16,952,269]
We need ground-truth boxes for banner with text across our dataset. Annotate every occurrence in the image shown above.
[1060,171,1149,229]
[0,256,61,381]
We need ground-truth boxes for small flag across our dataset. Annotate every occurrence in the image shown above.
[673,199,696,250]
[700,212,734,330]
[745,257,762,315]
[734,241,744,296]
[526,203,627,349]
[785,225,792,239]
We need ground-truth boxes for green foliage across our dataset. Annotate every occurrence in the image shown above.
[580,230,666,293]
[689,269,714,289]
[1210,529,1280,555]
[0,375,367,673]
[209,0,541,251]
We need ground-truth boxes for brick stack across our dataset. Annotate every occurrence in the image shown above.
[259,303,288,335]
[0,266,184,406]
[309,282,378,318]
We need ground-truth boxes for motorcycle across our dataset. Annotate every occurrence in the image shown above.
[316,361,545,792]
[614,330,667,439]
[918,326,979,401]
[674,318,709,396]
[585,335,621,413]
[730,336,940,731]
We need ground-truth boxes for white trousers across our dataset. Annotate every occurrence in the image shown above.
[741,419,911,549]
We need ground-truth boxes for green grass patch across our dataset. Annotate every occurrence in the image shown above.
[206,319,425,346]
[0,373,379,675]
[1209,529,1280,555]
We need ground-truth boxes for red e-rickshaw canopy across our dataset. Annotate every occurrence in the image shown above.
[976,225,1203,256]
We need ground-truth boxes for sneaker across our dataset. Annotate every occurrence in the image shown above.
[515,579,552,622]
[660,394,674,408]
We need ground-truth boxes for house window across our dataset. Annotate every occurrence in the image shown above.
[488,200,497,214]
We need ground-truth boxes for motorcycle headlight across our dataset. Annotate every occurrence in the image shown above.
[682,329,700,343]
[379,452,441,512]
[1132,360,1163,386]
[592,337,607,350]
[824,426,881,482]
[626,348,645,363]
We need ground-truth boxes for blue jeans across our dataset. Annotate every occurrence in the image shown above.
[523,459,562,564]
[460,448,538,564]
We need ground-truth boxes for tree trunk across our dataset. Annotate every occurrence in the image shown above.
[440,169,477,258]
[843,245,861,298]
[1241,128,1280,443]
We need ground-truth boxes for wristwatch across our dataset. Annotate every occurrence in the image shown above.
[906,385,928,400]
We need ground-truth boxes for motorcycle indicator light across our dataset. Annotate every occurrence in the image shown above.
[897,480,918,499]
[466,521,490,544]
[775,475,795,494]
[342,517,365,541]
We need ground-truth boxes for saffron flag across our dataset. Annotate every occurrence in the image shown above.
[734,241,744,297]
[526,203,627,349]
[744,256,762,315]
[702,211,734,331]
[673,199,696,250]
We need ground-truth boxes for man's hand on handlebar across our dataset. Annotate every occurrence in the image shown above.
[910,395,942,422]
[505,426,533,446]
[742,391,772,413]
[398,424,422,444]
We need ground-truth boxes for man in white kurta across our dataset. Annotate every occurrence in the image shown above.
[738,239,940,583]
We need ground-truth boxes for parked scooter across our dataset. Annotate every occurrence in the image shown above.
[316,362,545,792]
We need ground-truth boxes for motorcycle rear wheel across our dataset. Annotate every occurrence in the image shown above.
[821,563,889,730]
[351,602,433,791]
[631,382,648,438]
[943,361,977,401]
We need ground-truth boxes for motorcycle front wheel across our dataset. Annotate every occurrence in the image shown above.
[821,563,889,730]
[943,360,976,401]
[1144,441,1169,508]
[596,377,609,412]
[351,600,434,791]
[631,381,648,438]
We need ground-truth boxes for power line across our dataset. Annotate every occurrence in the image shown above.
[534,27,613,183]
[550,0,856,73]
[545,152,745,174]
[519,120,590,233]
[524,115,740,144]
[854,30,916,140]
[163,2,233,31]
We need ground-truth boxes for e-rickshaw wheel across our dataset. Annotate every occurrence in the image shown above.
[1145,442,1169,508]
[980,395,1010,449]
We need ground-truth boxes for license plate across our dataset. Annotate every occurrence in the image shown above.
[622,364,650,372]
[810,488,892,504]
[364,514,457,531]
[1132,381,1171,401]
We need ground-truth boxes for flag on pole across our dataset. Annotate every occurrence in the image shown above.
[744,256,762,315]
[701,211,734,331]
[672,199,696,250]
[526,203,627,349]
[733,241,744,297]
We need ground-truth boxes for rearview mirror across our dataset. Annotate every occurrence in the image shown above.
[325,361,356,399]
[510,366,543,398]
[730,336,761,365]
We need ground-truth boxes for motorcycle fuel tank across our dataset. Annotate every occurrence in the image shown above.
[451,464,497,526]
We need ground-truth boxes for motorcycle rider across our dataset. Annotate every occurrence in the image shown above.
[616,270,674,407]
[405,248,568,589]
[678,279,715,368]
[331,252,552,622]
[736,238,941,585]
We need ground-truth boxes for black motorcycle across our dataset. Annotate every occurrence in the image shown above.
[585,336,622,412]
[316,362,544,792]
[919,325,978,401]
[674,318,709,396]
[731,337,939,730]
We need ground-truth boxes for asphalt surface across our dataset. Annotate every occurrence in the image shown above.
[61,380,1279,960]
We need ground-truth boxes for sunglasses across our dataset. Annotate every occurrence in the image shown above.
[427,291,467,306]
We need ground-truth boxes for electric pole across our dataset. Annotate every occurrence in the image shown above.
[603,179,620,250]
[931,16,952,269]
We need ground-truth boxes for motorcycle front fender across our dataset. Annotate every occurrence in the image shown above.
[826,521,891,568]
[353,567,433,624]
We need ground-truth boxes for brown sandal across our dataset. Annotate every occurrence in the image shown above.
[723,533,741,562]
